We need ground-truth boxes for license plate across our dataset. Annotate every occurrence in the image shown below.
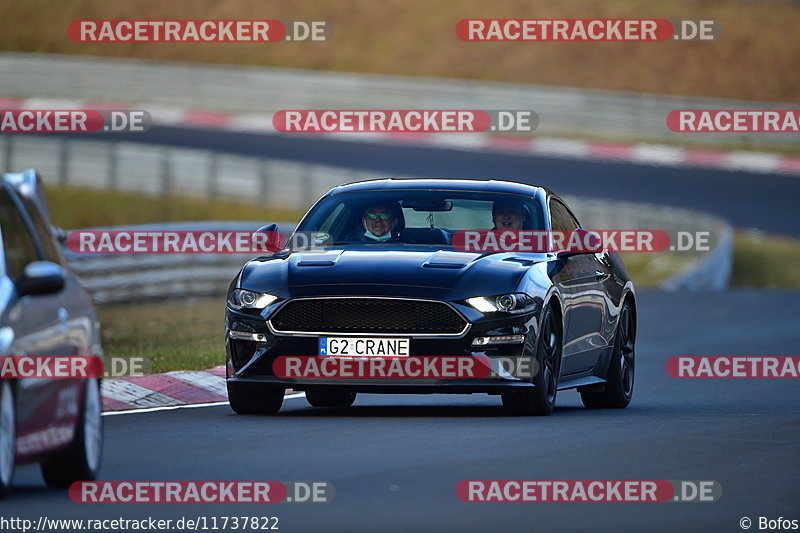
[319,337,410,357]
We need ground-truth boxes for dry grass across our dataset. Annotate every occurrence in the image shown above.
[46,185,303,228]
[731,231,800,288]
[0,0,798,101]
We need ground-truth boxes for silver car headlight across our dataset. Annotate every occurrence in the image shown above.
[228,289,278,310]
[467,293,537,315]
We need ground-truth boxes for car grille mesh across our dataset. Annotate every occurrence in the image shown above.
[271,298,466,334]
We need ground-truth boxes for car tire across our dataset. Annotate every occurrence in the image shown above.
[0,380,16,497]
[41,378,103,488]
[227,382,285,415]
[502,305,562,416]
[581,301,635,409]
[305,390,357,408]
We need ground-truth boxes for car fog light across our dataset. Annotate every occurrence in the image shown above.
[472,334,525,346]
[228,330,267,342]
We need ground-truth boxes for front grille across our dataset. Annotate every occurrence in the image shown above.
[270,298,467,335]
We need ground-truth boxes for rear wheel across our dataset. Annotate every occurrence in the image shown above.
[305,390,357,408]
[502,305,562,416]
[0,381,16,497]
[41,378,103,488]
[581,301,635,409]
[227,382,285,415]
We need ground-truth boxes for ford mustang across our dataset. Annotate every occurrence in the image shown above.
[225,178,636,416]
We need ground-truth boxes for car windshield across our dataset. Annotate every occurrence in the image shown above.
[295,189,545,247]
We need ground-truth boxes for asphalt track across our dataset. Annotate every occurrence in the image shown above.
[76,126,800,237]
[6,290,800,532]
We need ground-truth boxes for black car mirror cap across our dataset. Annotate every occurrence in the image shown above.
[556,250,587,259]
[555,228,603,257]
[17,261,66,297]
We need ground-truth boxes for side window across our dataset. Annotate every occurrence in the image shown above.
[16,195,61,265]
[0,189,39,279]
[319,202,345,233]
[549,200,580,233]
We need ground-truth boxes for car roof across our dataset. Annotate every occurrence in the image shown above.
[328,178,550,200]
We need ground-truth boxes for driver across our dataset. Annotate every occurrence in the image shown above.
[361,201,401,242]
[492,200,527,231]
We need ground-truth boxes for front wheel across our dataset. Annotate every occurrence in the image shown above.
[227,382,285,415]
[41,378,103,488]
[305,390,357,408]
[581,301,635,409]
[502,305,562,416]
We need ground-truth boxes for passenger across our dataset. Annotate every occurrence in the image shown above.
[492,200,527,231]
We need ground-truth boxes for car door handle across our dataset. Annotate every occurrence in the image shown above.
[595,270,605,279]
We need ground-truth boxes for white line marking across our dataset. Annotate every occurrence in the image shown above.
[102,393,306,416]
[21,97,84,110]
[631,143,688,166]
[141,104,187,126]
[228,113,276,133]
[531,137,590,157]
[724,151,782,173]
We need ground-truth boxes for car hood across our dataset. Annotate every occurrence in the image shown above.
[239,248,545,299]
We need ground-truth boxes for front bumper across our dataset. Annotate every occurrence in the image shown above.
[227,375,535,394]
[225,299,541,391]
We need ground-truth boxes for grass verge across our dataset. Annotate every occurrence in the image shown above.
[731,232,800,289]
[2,0,798,102]
[46,185,304,228]
[98,299,225,374]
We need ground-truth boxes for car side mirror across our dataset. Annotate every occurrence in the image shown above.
[252,224,285,253]
[555,228,602,258]
[17,261,66,296]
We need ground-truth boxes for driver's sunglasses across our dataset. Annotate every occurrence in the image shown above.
[365,212,393,220]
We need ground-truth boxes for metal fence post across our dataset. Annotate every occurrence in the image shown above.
[160,147,172,196]
[58,137,69,185]
[207,152,218,199]
[108,142,119,189]
[259,159,269,203]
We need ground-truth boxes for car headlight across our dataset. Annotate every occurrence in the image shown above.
[467,293,538,314]
[228,289,278,310]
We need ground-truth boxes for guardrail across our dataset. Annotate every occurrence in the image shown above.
[64,201,732,303]
[1,52,797,150]
[1,134,374,211]
[64,221,296,304]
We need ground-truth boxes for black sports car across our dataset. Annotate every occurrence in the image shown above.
[225,178,636,416]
